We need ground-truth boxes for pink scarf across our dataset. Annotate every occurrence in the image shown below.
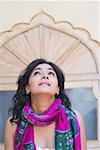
[14,99,81,149]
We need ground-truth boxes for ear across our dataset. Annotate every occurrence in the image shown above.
[26,84,30,94]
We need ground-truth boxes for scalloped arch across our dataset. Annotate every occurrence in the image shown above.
[0,10,100,90]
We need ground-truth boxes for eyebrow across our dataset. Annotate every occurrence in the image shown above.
[33,67,54,71]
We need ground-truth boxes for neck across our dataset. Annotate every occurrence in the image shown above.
[31,94,55,114]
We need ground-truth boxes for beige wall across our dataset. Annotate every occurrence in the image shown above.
[0,1,100,42]
[0,1,100,149]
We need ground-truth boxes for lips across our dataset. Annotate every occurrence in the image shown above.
[39,82,50,86]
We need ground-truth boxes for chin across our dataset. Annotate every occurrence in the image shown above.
[37,90,54,95]
[38,91,52,94]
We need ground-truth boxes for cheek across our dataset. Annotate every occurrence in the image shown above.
[29,74,41,83]
[51,78,59,90]
[28,77,39,89]
[52,77,58,85]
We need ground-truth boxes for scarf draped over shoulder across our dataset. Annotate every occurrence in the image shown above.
[14,99,81,150]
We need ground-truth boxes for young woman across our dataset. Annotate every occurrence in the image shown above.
[5,58,86,150]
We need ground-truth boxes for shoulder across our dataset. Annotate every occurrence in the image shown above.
[5,117,18,139]
[65,107,84,124]
[73,110,85,127]
[72,109,86,135]
[4,117,18,149]
[62,105,77,119]
[5,117,17,133]
[73,110,87,150]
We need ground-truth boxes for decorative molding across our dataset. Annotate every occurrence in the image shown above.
[0,10,100,149]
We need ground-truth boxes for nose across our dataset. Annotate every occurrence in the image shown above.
[42,73,49,79]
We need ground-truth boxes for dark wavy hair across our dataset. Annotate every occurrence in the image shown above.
[9,58,71,123]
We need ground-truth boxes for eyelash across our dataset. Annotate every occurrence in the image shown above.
[33,71,41,75]
[33,71,55,76]
[48,71,55,76]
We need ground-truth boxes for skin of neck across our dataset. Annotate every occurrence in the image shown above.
[30,94,55,114]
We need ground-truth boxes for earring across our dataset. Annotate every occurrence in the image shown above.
[26,90,30,95]
[56,91,59,95]
[55,92,59,98]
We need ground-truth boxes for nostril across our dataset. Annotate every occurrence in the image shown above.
[42,75,49,79]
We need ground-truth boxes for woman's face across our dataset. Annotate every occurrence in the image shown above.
[26,63,59,96]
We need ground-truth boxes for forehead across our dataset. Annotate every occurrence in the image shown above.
[34,63,54,70]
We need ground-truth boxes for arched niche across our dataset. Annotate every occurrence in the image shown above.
[0,10,100,149]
